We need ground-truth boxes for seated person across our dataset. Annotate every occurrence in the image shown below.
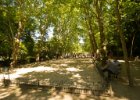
[102,59,121,80]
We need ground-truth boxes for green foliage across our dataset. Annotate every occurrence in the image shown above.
[0,1,17,59]
[122,1,140,56]
[0,0,140,63]
[22,33,35,56]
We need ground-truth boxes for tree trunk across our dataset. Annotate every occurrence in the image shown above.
[84,3,98,56]
[88,21,98,54]
[11,21,23,68]
[94,0,105,46]
[94,0,107,65]
[115,0,134,86]
[85,9,97,55]
[130,33,135,57]
[36,24,46,62]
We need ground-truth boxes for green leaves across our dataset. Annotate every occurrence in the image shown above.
[0,0,140,61]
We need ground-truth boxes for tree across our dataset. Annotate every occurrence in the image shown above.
[115,0,134,86]
[0,0,17,60]
[11,0,28,67]
[82,1,98,55]
[122,1,140,57]
[93,0,105,46]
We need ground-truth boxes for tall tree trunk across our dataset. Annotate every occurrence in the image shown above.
[115,0,133,86]
[11,21,23,68]
[85,18,97,56]
[84,4,98,55]
[94,0,107,65]
[94,0,105,46]
[36,24,46,62]
[130,33,135,57]
[88,20,98,54]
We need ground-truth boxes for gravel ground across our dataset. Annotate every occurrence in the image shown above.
[0,58,140,100]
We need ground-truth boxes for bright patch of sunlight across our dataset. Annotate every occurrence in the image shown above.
[73,73,81,78]
[48,93,73,100]
[0,92,10,99]
[47,26,54,39]
[62,94,73,100]
[66,67,82,72]
[60,64,68,67]
[0,66,58,80]
[118,59,135,63]
[77,79,85,83]
[34,66,57,72]
[15,88,22,96]
[118,60,125,62]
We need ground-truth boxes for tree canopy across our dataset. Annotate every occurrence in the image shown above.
[0,0,140,62]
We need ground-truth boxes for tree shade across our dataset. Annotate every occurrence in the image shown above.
[0,0,140,85]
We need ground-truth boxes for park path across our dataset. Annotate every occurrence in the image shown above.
[0,58,108,99]
[2,58,139,100]
[1,58,104,89]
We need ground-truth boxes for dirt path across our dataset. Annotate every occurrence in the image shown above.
[0,58,140,100]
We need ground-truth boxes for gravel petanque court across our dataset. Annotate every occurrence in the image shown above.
[1,58,140,100]
[0,58,108,100]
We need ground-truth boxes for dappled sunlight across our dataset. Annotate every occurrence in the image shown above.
[66,67,83,72]
[0,92,10,99]
[48,92,74,100]
[102,80,140,100]
[0,83,133,100]
[60,64,68,67]
[47,58,93,65]
[33,66,58,72]
[48,59,75,64]
[6,66,58,80]
[0,85,22,99]
[0,58,140,99]
[118,60,125,63]
[72,73,81,78]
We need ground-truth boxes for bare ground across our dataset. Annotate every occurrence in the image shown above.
[0,58,140,100]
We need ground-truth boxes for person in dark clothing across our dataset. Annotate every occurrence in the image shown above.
[102,59,121,80]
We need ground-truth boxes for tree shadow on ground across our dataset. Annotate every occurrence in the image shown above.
[97,60,140,100]
[109,80,140,100]
[17,62,97,88]
[2,58,134,99]
[0,85,51,100]
[0,84,102,100]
